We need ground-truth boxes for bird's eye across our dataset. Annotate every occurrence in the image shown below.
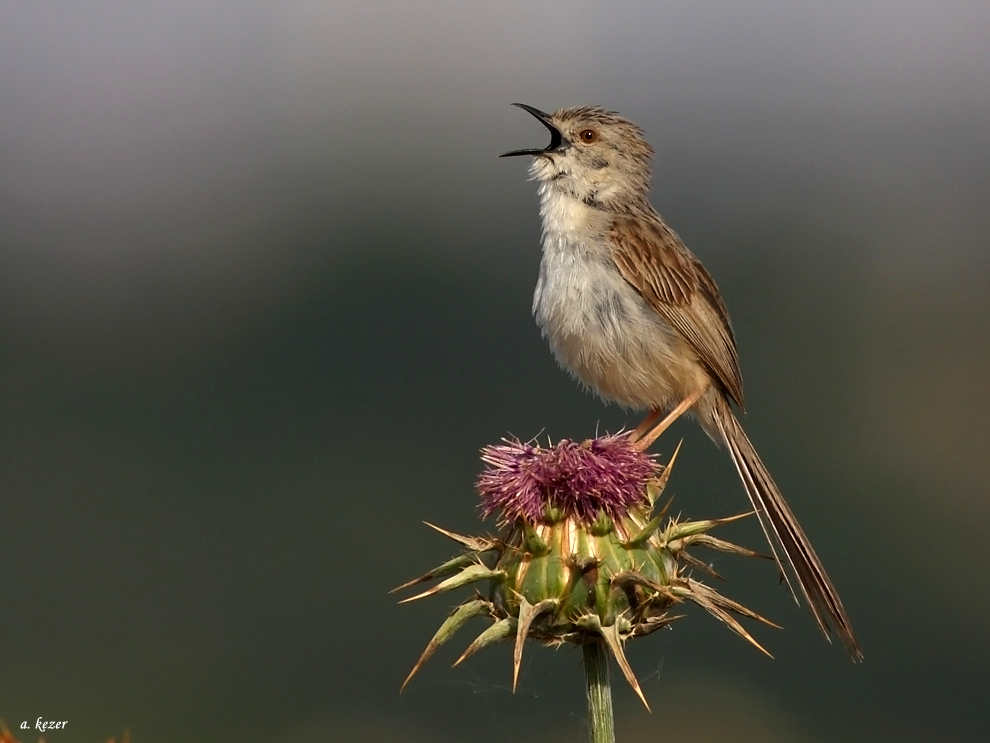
[578,129,598,144]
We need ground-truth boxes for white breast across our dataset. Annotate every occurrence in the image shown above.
[532,187,705,409]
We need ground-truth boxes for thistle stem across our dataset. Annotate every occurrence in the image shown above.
[583,639,615,743]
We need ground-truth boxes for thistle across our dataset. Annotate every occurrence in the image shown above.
[397,434,775,736]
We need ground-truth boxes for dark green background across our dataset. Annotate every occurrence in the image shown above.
[1,3,988,741]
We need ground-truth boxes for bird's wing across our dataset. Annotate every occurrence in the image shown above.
[610,213,745,407]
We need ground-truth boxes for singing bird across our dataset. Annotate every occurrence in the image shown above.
[502,104,861,659]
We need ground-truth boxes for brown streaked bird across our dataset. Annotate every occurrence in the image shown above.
[501,103,861,659]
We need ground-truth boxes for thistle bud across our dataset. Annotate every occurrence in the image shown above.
[397,435,774,708]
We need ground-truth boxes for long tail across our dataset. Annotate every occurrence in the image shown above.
[711,400,863,660]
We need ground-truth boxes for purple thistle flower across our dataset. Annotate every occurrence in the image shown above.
[477,435,659,524]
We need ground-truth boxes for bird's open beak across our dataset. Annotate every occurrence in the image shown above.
[500,103,566,157]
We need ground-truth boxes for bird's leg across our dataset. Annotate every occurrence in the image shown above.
[632,387,706,451]
[627,409,663,443]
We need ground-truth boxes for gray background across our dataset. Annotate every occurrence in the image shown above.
[1,2,988,741]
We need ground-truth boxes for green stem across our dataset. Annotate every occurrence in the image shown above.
[583,640,615,743]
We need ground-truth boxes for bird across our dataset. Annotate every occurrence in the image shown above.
[501,103,861,659]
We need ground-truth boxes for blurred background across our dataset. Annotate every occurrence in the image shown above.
[1,2,988,741]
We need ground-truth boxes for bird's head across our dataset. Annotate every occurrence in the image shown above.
[501,104,654,210]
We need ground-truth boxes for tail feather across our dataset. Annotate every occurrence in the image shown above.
[712,404,863,660]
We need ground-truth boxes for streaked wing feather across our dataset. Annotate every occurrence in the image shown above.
[610,214,745,407]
